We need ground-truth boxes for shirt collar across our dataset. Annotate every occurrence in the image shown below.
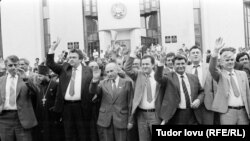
[176,72,187,79]
[226,69,236,76]
[192,62,202,68]
[7,73,18,79]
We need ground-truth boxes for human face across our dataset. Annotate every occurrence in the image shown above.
[132,59,140,71]
[19,60,28,72]
[173,59,186,75]
[105,63,118,80]
[141,58,154,75]
[116,59,123,69]
[165,56,174,69]
[68,52,81,68]
[37,74,48,84]
[6,60,19,76]
[189,48,202,64]
[221,51,235,71]
[88,62,99,71]
[239,55,249,65]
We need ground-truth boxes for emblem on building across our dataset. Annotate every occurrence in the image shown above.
[111,3,127,19]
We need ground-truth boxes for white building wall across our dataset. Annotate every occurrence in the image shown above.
[97,0,141,52]
[160,0,195,53]
[1,0,44,66]
[48,0,85,57]
[201,0,245,53]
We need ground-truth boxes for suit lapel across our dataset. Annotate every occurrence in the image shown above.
[81,64,88,96]
[103,79,113,100]
[186,74,195,101]
[112,78,124,103]
[172,73,180,94]
[0,76,7,101]
[235,71,244,95]
[63,66,72,96]
[16,76,23,98]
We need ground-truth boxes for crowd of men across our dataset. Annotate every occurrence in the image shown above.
[0,37,250,141]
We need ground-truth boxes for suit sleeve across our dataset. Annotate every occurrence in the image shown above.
[196,76,205,103]
[89,80,102,97]
[243,64,250,86]
[46,54,63,75]
[209,56,221,82]
[127,81,134,125]
[124,57,138,81]
[154,66,168,84]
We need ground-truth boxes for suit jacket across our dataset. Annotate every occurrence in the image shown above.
[0,75,38,129]
[154,66,205,124]
[185,62,209,87]
[89,77,133,129]
[124,57,165,124]
[209,56,250,119]
[46,54,94,120]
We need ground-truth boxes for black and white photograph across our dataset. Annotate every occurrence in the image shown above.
[0,0,250,141]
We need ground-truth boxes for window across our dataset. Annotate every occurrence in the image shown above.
[193,0,202,49]
[140,0,161,49]
[244,0,250,49]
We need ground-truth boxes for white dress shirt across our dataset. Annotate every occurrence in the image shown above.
[191,62,203,84]
[112,76,120,90]
[4,74,18,110]
[65,64,82,100]
[176,73,192,109]
[139,71,157,109]
[227,70,244,107]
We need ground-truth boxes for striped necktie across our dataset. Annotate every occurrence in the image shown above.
[181,75,191,108]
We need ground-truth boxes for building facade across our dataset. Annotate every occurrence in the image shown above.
[0,0,247,65]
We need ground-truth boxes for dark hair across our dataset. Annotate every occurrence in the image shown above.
[236,52,250,62]
[70,49,84,60]
[142,55,155,65]
[5,55,19,65]
[207,50,211,53]
[189,45,202,52]
[19,58,30,65]
[172,54,187,64]
[166,52,175,58]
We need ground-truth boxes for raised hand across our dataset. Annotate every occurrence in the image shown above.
[214,37,225,53]
[50,37,61,51]
[92,69,101,82]
[159,52,166,64]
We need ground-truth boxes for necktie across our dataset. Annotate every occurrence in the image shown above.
[112,79,117,91]
[181,75,191,108]
[146,75,153,103]
[229,73,240,97]
[193,65,200,76]
[9,76,16,106]
[69,68,76,96]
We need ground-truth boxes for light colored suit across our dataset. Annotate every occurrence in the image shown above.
[186,62,209,87]
[124,57,164,123]
[89,77,133,141]
[209,56,250,119]
[0,75,38,129]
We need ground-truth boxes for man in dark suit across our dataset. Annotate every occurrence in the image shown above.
[155,54,204,124]
[124,49,164,141]
[0,55,38,141]
[46,40,94,141]
[89,62,133,141]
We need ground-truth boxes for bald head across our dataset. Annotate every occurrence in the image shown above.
[105,62,118,80]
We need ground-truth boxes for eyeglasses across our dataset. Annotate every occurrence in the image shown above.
[8,64,18,67]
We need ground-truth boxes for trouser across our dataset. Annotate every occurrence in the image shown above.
[0,110,32,141]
